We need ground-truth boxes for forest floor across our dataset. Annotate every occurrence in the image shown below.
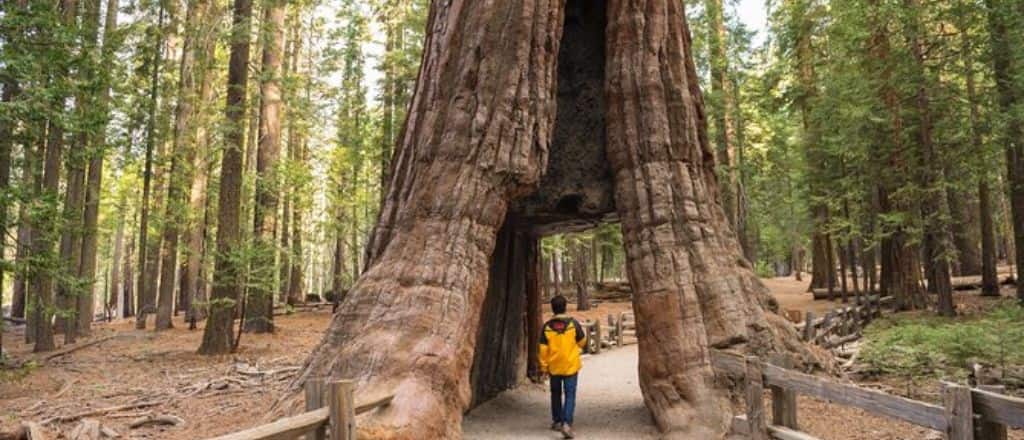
[1,278,1022,439]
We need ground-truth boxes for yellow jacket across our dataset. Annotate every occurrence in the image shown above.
[539,315,587,376]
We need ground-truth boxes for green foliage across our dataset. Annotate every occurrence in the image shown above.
[860,302,1024,381]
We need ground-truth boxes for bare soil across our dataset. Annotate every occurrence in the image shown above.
[2,278,1022,439]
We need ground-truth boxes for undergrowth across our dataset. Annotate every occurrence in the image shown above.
[860,300,1024,383]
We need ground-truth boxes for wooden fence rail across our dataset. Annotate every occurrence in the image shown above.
[208,380,393,440]
[712,350,1024,440]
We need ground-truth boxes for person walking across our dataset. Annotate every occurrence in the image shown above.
[539,295,587,439]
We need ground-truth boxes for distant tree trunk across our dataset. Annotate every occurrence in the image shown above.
[573,242,590,311]
[157,0,210,331]
[705,0,748,260]
[287,141,306,305]
[109,209,125,318]
[245,0,286,333]
[905,0,954,316]
[136,6,166,330]
[180,67,215,322]
[5,0,30,322]
[947,188,982,277]
[869,0,926,311]
[123,233,135,318]
[961,25,999,296]
[838,241,849,303]
[551,251,562,296]
[987,0,1024,303]
[56,150,86,343]
[199,0,252,355]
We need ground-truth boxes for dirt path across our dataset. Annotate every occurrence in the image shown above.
[462,344,658,439]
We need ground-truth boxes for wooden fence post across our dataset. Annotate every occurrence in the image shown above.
[745,356,768,440]
[768,354,798,429]
[976,385,1008,440]
[593,320,602,354]
[329,380,356,440]
[305,379,327,440]
[803,311,815,342]
[942,382,974,440]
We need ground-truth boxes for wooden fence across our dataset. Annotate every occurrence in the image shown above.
[711,350,1024,440]
[207,379,393,440]
[792,295,892,348]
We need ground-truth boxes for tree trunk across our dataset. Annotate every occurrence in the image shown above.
[904,0,954,316]
[156,0,210,331]
[136,5,166,330]
[705,0,747,261]
[109,209,125,318]
[123,232,135,318]
[56,150,87,343]
[572,241,590,311]
[199,0,252,355]
[987,0,1024,303]
[244,0,286,333]
[286,142,306,305]
[282,2,801,438]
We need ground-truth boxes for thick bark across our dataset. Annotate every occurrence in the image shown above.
[283,2,803,438]
[285,1,564,437]
[199,0,252,355]
[605,1,797,434]
[56,151,87,343]
[244,0,286,333]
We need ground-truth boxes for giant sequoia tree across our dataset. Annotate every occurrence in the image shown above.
[283,1,799,438]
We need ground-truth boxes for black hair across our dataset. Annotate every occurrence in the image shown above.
[550,295,568,315]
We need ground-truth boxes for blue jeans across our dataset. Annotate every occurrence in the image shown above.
[550,374,578,425]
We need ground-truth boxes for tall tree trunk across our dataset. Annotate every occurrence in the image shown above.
[199,0,252,355]
[77,0,119,335]
[179,1,218,323]
[605,0,799,434]
[109,208,125,318]
[245,0,286,333]
[705,0,747,261]
[987,0,1024,303]
[56,151,87,343]
[286,142,306,305]
[904,0,954,316]
[960,26,999,296]
[136,5,166,330]
[157,0,212,330]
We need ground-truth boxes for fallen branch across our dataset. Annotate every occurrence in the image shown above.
[129,415,184,429]
[39,335,117,363]
[42,400,162,425]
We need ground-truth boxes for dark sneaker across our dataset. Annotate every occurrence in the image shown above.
[550,422,563,431]
[561,424,575,439]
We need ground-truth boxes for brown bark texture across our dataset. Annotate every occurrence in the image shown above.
[244,0,286,333]
[282,1,804,438]
[198,0,251,355]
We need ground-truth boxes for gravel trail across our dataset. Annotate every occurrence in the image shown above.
[462,344,659,439]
